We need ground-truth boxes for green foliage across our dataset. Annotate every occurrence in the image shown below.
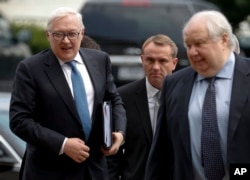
[206,0,250,30]
[11,23,49,54]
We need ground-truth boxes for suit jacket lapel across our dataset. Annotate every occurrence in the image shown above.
[135,79,153,143]
[177,68,197,160]
[78,49,99,123]
[228,55,250,142]
[43,50,81,125]
[80,50,99,89]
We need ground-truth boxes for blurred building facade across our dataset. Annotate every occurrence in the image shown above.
[0,0,87,27]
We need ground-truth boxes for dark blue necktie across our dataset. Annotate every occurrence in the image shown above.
[201,77,225,180]
[68,60,91,140]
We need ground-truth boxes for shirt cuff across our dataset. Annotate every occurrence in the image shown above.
[59,137,68,155]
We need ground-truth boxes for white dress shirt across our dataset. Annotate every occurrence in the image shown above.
[146,78,160,135]
[188,52,235,180]
[57,52,94,154]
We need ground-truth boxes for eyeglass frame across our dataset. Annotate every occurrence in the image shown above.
[49,29,82,41]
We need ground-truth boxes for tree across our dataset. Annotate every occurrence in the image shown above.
[206,0,250,31]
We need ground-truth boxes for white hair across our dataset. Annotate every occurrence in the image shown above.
[46,7,84,31]
[183,10,234,49]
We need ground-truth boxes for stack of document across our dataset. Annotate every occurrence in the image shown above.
[102,101,112,149]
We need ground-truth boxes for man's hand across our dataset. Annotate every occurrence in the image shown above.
[63,137,90,163]
[101,132,124,156]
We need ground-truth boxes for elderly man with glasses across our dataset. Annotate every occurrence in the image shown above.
[9,7,126,180]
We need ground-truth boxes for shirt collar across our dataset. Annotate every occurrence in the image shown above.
[57,52,82,66]
[146,77,159,98]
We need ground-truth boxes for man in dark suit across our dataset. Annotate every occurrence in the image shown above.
[81,35,101,50]
[145,10,250,180]
[107,34,178,180]
[9,7,126,180]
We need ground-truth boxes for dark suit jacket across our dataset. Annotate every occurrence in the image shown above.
[145,54,250,180]
[9,48,126,180]
[108,78,153,180]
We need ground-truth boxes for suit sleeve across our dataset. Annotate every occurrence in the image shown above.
[9,59,65,154]
[104,54,127,134]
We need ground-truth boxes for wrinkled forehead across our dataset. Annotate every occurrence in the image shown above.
[47,13,84,31]
[184,16,207,34]
[183,20,208,41]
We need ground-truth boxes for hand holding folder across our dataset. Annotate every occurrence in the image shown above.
[102,101,113,149]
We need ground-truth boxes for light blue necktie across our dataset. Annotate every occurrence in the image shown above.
[68,60,91,140]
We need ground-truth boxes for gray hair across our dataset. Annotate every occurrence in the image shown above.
[183,10,234,49]
[231,34,240,54]
[46,7,84,31]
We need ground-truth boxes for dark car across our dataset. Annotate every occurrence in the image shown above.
[80,0,220,86]
[0,92,26,180]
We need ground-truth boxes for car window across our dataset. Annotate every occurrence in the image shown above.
[80,0,220,85]
[0,136,19,164]
[0,111,26,158]
[82,3,191,55]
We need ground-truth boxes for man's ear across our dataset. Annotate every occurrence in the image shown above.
[45,31,50,39]
[81,29,85,40]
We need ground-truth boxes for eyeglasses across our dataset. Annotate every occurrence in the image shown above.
[50,29,82,41]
